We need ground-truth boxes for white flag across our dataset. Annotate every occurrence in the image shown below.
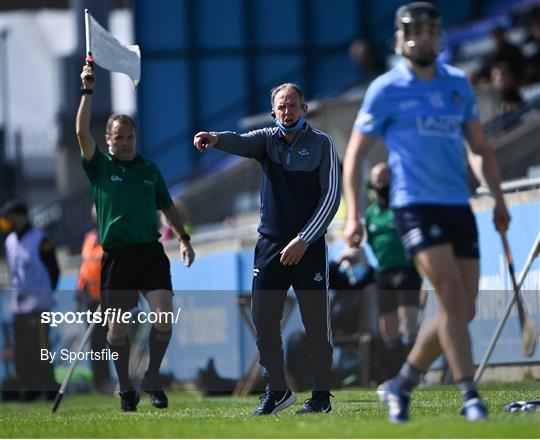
[86,10,141,87]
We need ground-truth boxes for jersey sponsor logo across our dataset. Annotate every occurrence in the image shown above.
[313,272,323,282]
[399,99,420,110]
[111,175,123,182]
[297,147,310,156]
[354,111,375,131]
[416,115,462,139]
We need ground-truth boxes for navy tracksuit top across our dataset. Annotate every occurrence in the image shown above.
[216,122,341,244]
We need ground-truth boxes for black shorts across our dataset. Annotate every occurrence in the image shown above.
[376,267,422,314]
[393,204,479,259]
[101,241,172,311]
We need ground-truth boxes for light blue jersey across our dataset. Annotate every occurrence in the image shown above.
[354,60,479,208]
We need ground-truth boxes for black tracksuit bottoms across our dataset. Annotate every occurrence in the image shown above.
[251,234,333,391]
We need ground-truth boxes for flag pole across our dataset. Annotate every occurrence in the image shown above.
[84,9,94,75]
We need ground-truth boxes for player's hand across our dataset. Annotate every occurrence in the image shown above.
[81,64,95,90]
[193,132,218,152]
[493,198,511,233]
[280,237,308,266]
[180,240,195,267]
[335,246,363,266]
[345,218,363,248]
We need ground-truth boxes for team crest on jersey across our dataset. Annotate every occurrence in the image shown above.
[297,147,310,156]
[451,91,463,105]
[429,224,442,238]
[313,272,323,282]
[428,92,445,108]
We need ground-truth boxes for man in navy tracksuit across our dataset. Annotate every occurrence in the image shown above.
[194,83,341,415]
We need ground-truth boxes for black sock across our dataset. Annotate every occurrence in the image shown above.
[392,361,423,394]
[385,338,405,378]
[459,377,479,402]
[107,335,131,391]
[147,326,172,376]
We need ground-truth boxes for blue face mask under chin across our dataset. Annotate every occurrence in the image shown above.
[274,116,306,134]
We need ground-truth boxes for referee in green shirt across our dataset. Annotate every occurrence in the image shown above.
[76,63,195,412]
[364,163,421,380]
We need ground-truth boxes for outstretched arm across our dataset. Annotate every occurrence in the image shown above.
[194,130,267,161]
[76,63,97,161]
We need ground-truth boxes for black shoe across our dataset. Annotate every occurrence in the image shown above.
[119,389,140,412]
[252,386,297,416]
[296,391,333,414]
[141,373,168,409]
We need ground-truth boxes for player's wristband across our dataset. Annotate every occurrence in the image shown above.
[81,88,94,95]
[179,233,191,242]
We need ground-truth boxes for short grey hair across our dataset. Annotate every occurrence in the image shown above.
[270,83,306,108]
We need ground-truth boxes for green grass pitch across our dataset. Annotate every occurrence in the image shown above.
[1,382,539,438]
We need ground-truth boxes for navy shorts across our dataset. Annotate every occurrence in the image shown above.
[101,241,172,311]
[393,204,479,259]
[376,267,422,314]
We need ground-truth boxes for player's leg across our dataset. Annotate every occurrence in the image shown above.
[397,268,422,355]
[378,245,468,422]
[413,245,473,381]
[101,248,140,411]
[251,236,296,415]
[398,306,419,352]
[138,289,172,408]
[139,242,174,409]
[377,271,404,379]
[292,237,333,414]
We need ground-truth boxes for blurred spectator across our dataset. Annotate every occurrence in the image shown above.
[523,7,540,82]
[76,205,112,394]
[348,39,386,88]
[364,163,422,379]
[490,62,524,115]
[476,26,526,85]
[0,200,60,401]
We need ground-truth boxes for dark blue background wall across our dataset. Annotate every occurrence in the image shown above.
[134,0,514,185]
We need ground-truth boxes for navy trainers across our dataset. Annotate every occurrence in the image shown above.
[252,386,297,416]
[295,391,333,414]
[461,397,488,421]
[119,389,140,412]
[141,373,168,409]
[377,381,411,423]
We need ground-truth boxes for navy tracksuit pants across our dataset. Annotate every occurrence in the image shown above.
[251,235,333,391]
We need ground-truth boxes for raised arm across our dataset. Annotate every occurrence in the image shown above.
[342,130,377,247]
[76,63,97,161]
[464,119,510,232]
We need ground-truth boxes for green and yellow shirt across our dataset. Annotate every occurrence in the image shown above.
[82,149,173,250]
[364,202,412,272]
